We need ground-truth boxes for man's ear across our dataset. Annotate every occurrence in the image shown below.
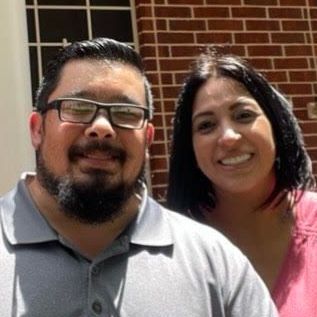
[146,123,155,147]
[29,111,44,150]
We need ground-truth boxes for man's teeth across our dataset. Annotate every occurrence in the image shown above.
[85,153,114,160]
[220,154,251,166]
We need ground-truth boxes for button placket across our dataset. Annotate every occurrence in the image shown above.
[91,300,103,315]
[91,265,100,276]
[88,262,104,315]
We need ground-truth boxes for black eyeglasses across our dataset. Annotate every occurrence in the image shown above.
[43,97,150,129]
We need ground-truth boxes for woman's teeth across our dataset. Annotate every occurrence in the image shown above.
[220,154,251,166]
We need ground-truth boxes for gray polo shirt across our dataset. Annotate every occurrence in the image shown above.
[0,174,278,317]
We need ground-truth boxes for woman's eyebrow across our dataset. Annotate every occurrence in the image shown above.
[192,97,258,122]
[192,111,214,122]
[229,97,258,110]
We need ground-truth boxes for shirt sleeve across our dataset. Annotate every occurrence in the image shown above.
[216,241,279,317]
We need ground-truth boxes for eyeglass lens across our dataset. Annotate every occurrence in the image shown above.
[60,100,145,128]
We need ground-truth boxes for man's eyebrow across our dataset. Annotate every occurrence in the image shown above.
[63,90,141,105]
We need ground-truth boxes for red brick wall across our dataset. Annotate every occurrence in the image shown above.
[135,0,317,202]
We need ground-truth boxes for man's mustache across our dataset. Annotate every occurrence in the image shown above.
[68,140,127,163]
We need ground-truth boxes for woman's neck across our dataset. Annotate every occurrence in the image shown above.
[203,191,295,291]
[203,187,292,234]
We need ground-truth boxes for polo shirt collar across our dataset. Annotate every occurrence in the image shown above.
[127,186,174,247]
[1,174,174,248]
[1,173,58,245]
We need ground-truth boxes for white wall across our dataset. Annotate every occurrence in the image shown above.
[0,0,35,194]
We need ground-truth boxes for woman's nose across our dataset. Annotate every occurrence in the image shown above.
[217,126,241,147]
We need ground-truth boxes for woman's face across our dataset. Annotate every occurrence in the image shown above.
[192,77,276,197]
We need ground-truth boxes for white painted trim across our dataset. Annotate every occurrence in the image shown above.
[0,0,35,194]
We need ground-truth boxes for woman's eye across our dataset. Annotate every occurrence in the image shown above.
[194,120,216,133]
[234,110,257,123]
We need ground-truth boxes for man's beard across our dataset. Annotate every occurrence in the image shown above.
[36,140,145,225]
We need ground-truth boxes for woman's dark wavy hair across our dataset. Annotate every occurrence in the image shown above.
[35,37,153,118]
[166,49,315,219]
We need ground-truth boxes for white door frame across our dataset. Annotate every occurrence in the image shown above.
[0,0,34,194]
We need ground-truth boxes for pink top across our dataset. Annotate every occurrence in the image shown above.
[272,191,317,317]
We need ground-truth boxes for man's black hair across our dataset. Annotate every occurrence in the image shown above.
[35,37,153,118]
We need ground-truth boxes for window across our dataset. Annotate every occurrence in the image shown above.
[25,0,137,102]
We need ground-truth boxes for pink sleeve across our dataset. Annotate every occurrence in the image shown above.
[272,191,317,317]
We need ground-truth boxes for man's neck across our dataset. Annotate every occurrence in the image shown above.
[26,175,141,259]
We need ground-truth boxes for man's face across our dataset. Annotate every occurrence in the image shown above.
[30,59,154,224]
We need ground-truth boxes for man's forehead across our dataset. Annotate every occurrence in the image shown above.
[50,58,146,104]
[61,58,141,76]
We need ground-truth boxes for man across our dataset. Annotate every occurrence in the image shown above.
[0,38,277,316]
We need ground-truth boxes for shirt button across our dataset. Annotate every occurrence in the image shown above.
[92,301,102,314]
[91,265,100,276]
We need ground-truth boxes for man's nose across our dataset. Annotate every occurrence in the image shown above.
[84,112,116,139]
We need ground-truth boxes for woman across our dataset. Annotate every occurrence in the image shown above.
[166,50,317,316]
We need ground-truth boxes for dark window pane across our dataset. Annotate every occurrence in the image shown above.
[26,0,34,4]
[90,0,130,5]
[29,47,39,103]
[39,10,88,42]
[41,46,63,73]
[38,0,85,4]
[91,10,133,42]
[26,9,36,42]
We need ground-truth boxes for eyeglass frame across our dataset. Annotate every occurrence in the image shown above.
[38,97,150,130]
